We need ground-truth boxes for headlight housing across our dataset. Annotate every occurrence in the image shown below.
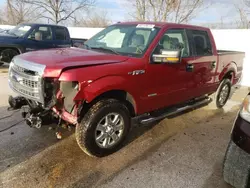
[240,95,250,122]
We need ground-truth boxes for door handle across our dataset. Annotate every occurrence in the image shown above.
[211,61,216,69]
[186,64,194,72]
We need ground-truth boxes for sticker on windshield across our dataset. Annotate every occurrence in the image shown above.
[136,24,155,29]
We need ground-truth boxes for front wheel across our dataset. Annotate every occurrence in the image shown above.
[75,99,131,157]
[215,78,232,108]
[0,49,19,63]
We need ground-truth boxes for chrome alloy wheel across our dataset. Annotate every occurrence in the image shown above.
[219,84,230,105]
[95,113,125,148]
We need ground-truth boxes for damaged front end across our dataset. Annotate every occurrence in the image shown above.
[51,80,80,125]
[9,79,81,129]
[8,59,82,129]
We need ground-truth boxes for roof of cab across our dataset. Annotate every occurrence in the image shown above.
[18,22,67,28]
[115,21,209,30]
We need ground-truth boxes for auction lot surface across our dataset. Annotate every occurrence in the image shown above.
[0,71,249,188]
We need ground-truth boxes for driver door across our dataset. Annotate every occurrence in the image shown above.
[24,26,55,52]
[143,28,195,111]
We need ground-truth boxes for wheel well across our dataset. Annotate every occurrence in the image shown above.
[0,47,20,54]
[92,90,136,117]
[223,71,234,83]
[78,90,136,122]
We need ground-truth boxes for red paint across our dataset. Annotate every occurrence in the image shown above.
[17,22,245,123]
[52,107,77,125]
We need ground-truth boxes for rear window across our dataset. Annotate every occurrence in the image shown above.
[55,27,67,40]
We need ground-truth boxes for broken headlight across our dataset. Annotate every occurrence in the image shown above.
[240,95,250,122]
[44,78,60,108]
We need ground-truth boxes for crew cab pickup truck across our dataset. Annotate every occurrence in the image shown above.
[0,23,86,66]
[8,22,245,157]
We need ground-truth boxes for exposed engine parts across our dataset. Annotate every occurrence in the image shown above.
[8,95,54,129]
[7,95,73,140]
[8,95,27,109]
[25,114,42,129]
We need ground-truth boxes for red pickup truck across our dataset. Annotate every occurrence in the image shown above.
[8,22,245,157]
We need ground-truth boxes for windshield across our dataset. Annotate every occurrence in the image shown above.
[8,25,32,37]
[84,24,161,57]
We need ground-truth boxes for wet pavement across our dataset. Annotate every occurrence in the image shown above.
[0,72,249,188]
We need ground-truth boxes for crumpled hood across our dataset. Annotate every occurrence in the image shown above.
[15,47,129,77]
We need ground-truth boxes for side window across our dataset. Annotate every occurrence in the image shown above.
[28,26,52,41]
[154,29,190,57]
[55,27,67,40]
[191,30,213,56]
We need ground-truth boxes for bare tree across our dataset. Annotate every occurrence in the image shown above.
[24,0,95,24]
[173,0,207,23]
[128,0,210,23]
[76,11,111,27]
[132,0,147,21]
[129,0,174,21]
[0,0,41,25]
[235,5,250,28]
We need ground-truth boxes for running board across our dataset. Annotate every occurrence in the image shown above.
[139,97,212,125]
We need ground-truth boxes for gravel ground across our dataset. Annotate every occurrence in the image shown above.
[0,71,249,188]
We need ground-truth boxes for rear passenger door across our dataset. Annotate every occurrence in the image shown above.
[187,29,217,96]
[53,27,72,48]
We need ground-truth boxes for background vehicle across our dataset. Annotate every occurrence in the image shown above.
[0,23,86,66]
[223,92,250,188]
[8,22,245,157]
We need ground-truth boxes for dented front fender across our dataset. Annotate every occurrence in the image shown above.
[74,76,127,102]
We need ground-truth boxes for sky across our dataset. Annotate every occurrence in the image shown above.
[0,0,243,25]
[95,0,242,24]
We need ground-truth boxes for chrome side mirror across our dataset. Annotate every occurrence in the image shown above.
[152,50,181,64]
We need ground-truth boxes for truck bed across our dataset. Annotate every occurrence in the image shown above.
[217,50,245,55]
[217,50,245,84]
[71,38,87,47]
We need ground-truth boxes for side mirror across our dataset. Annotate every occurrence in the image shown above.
[152,50,181,64]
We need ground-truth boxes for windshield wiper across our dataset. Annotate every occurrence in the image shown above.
[90,47,120,55]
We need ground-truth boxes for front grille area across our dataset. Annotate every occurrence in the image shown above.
[8,60,45,104]
[23,79,38,88]
[12,63,38,76]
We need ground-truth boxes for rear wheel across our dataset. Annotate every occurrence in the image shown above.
[75,99,131,157]
[214,78,232,108]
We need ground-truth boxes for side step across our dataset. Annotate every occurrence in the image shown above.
[138,97,212,125]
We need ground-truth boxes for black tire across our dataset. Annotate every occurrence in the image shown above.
[75,99,131,157]
[0,49,19,63]
[214,78,232,108]
[223,140,250,188]
[0,62,4,66]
